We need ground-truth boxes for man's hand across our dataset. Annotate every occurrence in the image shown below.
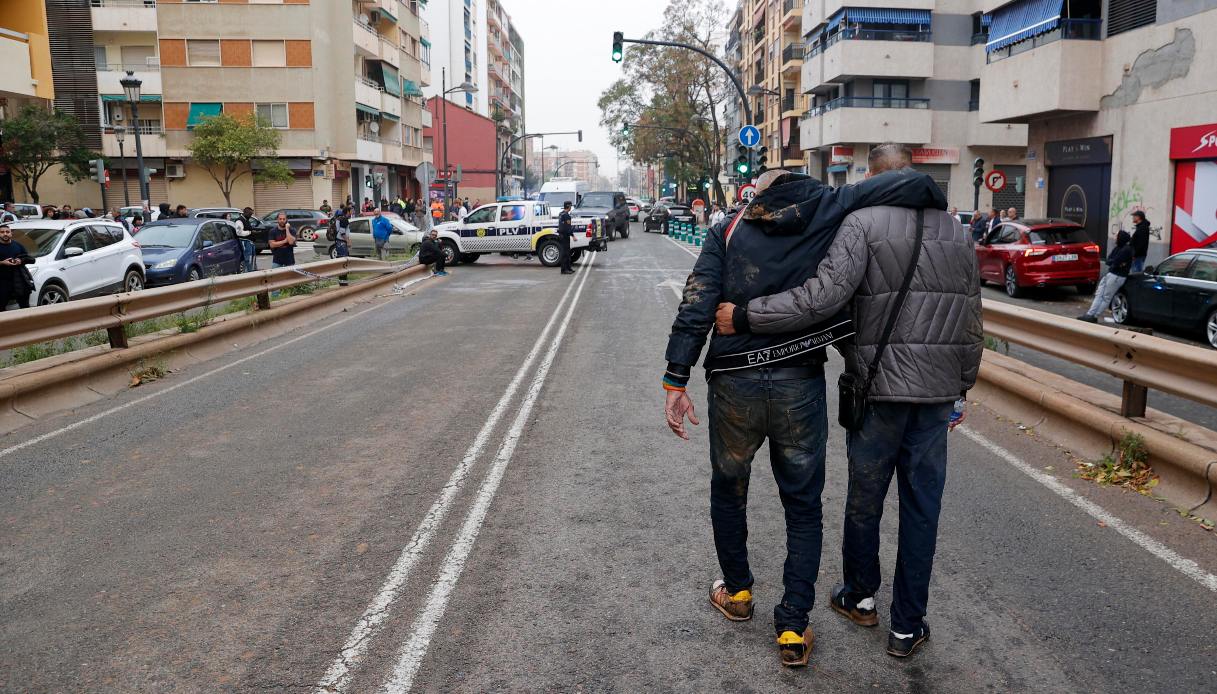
[665,389,700,440]
[715,302,738,335]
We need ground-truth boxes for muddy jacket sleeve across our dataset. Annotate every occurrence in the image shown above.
[741,216,867,334]
[663,224,727,389]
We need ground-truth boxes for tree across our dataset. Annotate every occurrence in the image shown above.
[186,113,293,206]
[0,104,98,203]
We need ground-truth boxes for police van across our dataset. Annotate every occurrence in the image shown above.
[433,200,607,266]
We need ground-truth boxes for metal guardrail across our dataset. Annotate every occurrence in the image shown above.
[982,300,1217,416]
[0,258,397,353]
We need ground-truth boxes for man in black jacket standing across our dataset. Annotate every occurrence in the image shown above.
[662,166,947,668]
[1130,211,1151,273]
[557,201,575,275]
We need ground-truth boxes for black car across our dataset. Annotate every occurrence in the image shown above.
[575,191,631,240]
[1112,249,1217,348]
[259,209,329,242]
[644,203,695,233]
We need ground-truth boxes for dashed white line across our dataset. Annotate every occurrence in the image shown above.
[380,248,599,693]
[959,426,1217,593]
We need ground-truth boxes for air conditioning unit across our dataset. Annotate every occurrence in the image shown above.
[166,164,186,179]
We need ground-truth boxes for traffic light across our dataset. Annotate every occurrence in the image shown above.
[622,124,631,135]
[972,157,985,188]
[577,129,583,142]
[735,145,750,176]
[88,159,105,185]
[612,32,624,63]
[755,146,769,175]
[702,177,711,191]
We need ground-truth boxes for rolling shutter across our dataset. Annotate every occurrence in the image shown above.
[913,163,951,202]
[1107,0,1155,38]
[254,174,315,211]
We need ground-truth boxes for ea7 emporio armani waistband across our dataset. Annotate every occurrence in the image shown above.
[704,319,855,375]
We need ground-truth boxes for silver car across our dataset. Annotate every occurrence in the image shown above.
[314,215,423,259]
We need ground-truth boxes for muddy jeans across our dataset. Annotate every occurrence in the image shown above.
[842,401,952,635]
[1085,273,1126,318]
[708,369,827,634]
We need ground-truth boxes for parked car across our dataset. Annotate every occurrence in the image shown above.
[186,207,274,251]
[4,203,44,219]
[975,218,1101,298]
[259,208,329,242]
[314,214,425,260]
[137,218,243,286]
[7,219,144,305]
[1112,249,1217,348]
[644,203,695,233]
[575,191,631,240]
[626,197,644,221]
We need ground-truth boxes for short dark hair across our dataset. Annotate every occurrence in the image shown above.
[868,143,912,174]
[563,201,572,209]
[1131,210,1146,221]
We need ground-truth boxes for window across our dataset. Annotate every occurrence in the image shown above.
[120,45,156,70]
[200,223,224,247]
[465,207,496,224]
[1189,257,1217,283]
[499,205,526,222]
[187,102,223,128]
[969,79,980,111]
[1156,255,1193,277]
[88,225,119,248]
[349,219,371,235]
[256,103,289,128]
[872,80,909,106]
[251,40,286,67]
[62,229,91,256]
[94,46,108,70]
[1107,0,1155,38]
[1028,227,1090,245]
[187,40,221,66]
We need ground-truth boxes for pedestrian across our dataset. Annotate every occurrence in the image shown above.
[404,197,416,218]
[709,203,725,227]
[1078,230,1134,323]
[418,228,449,277]
[174,204,188,218]
[664,157,952,667]
[268,211,296,268]
[985,208,1000,236]
[711,144,983,661]
[61,204,74,219]
[457,199,470,223]
[1006,206,1018,223]
[557,201,576,275]
[1130,211,1150,273]
[0,223,35,311]
[371,207,393,261]
[131,213,143,233]
[236,206,258,273]
[969,210,986,242]
[948,206,958,221]
[0,203,17,225]
[154,202,169,222]
[107,207,132,233]
[333,210,351,286]
[430,198,445,224]
[320,199,332,215]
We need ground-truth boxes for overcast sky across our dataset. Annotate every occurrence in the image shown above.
[501,0,668,176]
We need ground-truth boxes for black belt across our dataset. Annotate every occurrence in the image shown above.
[722,364,824,381]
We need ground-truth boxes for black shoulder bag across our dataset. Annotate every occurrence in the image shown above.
[838,208,924,431]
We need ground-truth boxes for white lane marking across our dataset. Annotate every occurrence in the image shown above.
[657,279,684,300]
[0,275,433,462]
[313,254,596,693]
[663,234,700,259]
[959,426,1217,593]
[380,249,599,693]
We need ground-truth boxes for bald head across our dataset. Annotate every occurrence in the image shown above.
[868,143,913,176]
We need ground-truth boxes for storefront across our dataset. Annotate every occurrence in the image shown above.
[1169,122,1217,254]
[1046,136,1113,255]
[910,147,958,201]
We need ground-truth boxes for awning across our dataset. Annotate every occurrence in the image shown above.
[380,110,400,121]
[355,102,380,117]
[101,94,161,103]
[186,102,222,127]
[419,37,431,48]
[844,8,932,25]
[373,6,397,24]
[986,0,1063,52]
[383,64,401,96]
[981,13,993,26]
[402,79,424,98]
[805,25,824,43]
[826,9,845,30]
[827,164,850,173]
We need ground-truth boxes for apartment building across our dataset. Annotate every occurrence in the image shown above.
[422,0,486,115]
[486,0,525,195]
[978,0,1217,262]
[0,0,55,203]
[798,1,1029,214]
[34,0,434,213]
[543,149,599,185]
[732,0,809,175]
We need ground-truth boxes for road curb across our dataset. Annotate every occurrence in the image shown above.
[972,350,1217,521]
[0,264,426,437]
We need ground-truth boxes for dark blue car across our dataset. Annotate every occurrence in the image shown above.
[136,218,243,286]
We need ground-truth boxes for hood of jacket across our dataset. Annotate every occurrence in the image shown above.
[1116,229,1131,246]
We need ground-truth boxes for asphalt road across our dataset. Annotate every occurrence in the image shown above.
[2,224,1215,692]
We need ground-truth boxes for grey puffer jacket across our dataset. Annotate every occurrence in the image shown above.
[744,205,983,403]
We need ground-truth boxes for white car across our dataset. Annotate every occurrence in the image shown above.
[8,203,44,219]
[9,219,145,306]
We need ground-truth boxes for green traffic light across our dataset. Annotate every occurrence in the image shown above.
[612,50,622,62]
[737,162,749,174]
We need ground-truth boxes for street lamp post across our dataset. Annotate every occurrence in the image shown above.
[120,71,150,206]
[114,126,130,207]
[440,67,477,214]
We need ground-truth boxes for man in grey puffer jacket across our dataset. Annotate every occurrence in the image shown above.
[715,143,983,658]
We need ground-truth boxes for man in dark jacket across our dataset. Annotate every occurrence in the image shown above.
[0,223,35,311]
[1079,230,1134,323]
[557,201,575,274]
[662,164,946,667]
[418,228,448,277]
[713,144,982,659]
[1130,211,1150,273]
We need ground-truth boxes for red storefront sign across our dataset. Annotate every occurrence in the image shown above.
[1169,123,1217,161]
[829,146,854,165]
[910,147,959,165]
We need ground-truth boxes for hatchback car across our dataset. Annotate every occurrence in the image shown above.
[313,215,423,259]
[259,209,328,242]
[137,218,243,286]
[626,197,643,221]
[975,219,1101,297]
[644,203,695,233]
[8,219,144,305]
[1112,249,1217,348]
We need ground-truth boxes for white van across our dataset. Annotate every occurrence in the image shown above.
[537,179,589,214]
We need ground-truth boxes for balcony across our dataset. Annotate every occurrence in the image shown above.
[96,65,162,97]
[489,62,508,84]
[357,136,383,163]
[403,144,426,167]
[90,0,158,32]
[783,0,804,28]
[421,108,432,128]
[781,92,801,117]
[0,30,37,99]
[353,19,380,57]
[781,42,803,74]
[979,33,1103,124]
[380,39,400,68]
[985,18,1102,63]
[356,76,383,110]
[381,90,401,118]
[800,96,931,148]
[102,127,166,159]
[420,61,431,88]
[820,29,933,83]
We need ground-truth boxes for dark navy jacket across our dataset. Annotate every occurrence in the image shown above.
[665,170,948,375]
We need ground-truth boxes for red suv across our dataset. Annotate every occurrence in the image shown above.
[975,218,1101,297]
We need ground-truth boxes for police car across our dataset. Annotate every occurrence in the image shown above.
[433,200,607,266]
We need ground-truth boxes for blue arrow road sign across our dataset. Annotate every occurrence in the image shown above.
[738,125,760,148]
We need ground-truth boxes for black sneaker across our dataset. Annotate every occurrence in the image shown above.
[1076,314,1098,323]
[829,584,878,627]
[887,623,930,658]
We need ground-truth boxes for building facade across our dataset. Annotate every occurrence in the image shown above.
[422,0,486,115]
[486,0,525,196]
[423,95,496,205]
[733,0,809,177]
[0,0,56,203]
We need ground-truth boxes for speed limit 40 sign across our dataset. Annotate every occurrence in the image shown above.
[738,183,757,204]
[985,170,1007,193]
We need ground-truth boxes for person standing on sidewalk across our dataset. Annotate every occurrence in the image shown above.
[1078,230,1134,323]
[0,223,35,311]
[371,208,393,261]
[557,201,575,275]
[665,160,950,668]
[715,143,983,659]
[235,207,257,273]
[268,212,296,269]
[1130,211,1150,273]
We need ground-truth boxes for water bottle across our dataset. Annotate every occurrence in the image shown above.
[948,398,966,431]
